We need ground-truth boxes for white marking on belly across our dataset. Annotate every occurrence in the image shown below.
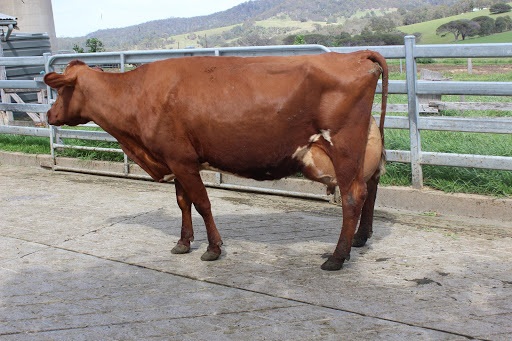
[302,150,315,167]
[292,145,315,167]
[292,145,307,159]
[308,130,333,146]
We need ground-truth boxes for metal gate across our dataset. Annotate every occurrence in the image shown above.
[45,44,337,200]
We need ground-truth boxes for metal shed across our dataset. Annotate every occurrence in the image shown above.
[1,14,51,125]
[0,12,17,41]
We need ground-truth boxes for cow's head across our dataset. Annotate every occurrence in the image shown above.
[44,60,91,126]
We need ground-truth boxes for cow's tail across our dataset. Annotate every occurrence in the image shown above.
[368,51,388,176]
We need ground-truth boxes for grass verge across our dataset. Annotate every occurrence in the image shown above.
[381,129,512,196]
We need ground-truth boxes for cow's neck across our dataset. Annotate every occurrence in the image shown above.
[78,70,171,181]
[81,71,138,137]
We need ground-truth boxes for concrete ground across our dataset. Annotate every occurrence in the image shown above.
[1,164,511,340]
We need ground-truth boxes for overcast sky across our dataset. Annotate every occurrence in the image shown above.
[52,0,248,37]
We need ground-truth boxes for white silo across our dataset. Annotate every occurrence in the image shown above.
[0,0,57,51]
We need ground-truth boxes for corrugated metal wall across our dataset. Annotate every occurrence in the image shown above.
[1,32,51,104]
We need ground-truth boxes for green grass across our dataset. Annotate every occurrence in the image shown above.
[0,134,50,154]
[382,162,512,196]
[380,129,512,196]
[383,65,512,195]
[57,138,124,162]
[0,133,123,162]
[374,66,512,196]
[458,30,512,44]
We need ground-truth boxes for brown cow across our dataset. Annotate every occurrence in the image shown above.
[44,51,388,271]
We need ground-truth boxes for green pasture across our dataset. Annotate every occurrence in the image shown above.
[457,30,512,44]
[380,128,512,196]
[375,69,512,196]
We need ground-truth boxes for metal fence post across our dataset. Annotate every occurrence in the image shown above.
[119,53,131,175]
[43,52,57,166]
[404,36,424,188]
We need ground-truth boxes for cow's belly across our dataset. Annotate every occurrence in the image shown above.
[202,155,302,181]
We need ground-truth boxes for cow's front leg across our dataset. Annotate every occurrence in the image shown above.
[322,177,367,271]
[172,164,223,261]
[171,180,194,254]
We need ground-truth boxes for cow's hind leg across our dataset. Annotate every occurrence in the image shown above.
[322,175,367,271]
[171,165,223,261]
[352,173,379,247]
[171,180,195,254]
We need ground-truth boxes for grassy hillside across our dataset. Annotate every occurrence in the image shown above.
[163,8,397,49]
[167,17,331,49]
[458,30,512,43]
[399,6,512,44]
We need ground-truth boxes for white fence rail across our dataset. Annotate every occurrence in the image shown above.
[1,36,511,192]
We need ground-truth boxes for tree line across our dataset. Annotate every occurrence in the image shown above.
[437,3,512,40]
[437,15,512,40]
[286,2,512,47]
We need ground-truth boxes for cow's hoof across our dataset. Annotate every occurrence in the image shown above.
[320,256,345,271]
[201,250,221,261]
[352,237,367,248]
[171,243,190,254]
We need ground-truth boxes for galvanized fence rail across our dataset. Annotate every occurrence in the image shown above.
[1,36,511,194]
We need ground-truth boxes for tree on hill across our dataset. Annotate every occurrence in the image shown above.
[72,44,84,53]
[368,16,397,33]
[489,3,512,14]
[73,38,106,53]
[472,16,495,36]
[436,19,480,41]
[293,35,306,45]
[495,15,512,32]
[86,38,105,53]
[285,30,405,47]
[72,38,106,53]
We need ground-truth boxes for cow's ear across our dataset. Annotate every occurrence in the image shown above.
[44,72,76,89]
